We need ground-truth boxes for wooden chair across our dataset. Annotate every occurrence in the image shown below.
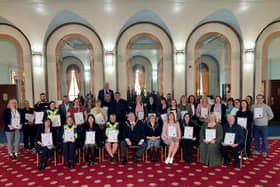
[102,146,121,161]
[145,146,164,161]
[127,145,145,161]
[82,146,102,163]
[36,148,57,167]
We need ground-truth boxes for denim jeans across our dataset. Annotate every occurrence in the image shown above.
[254,125,268,153]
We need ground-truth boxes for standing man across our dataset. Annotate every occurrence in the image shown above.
[34,93,49,112]
[59,95,71,125]
[98,82,114,106]
[252,94,274,157]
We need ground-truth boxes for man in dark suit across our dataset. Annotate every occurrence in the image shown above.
[98,82,114,106]
[120,112,147,165]
[109,92,128,125]
[58,95,71,125]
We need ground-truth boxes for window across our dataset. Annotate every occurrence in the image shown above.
[68,70,80,101]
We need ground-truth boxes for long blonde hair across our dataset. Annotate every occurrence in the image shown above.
[7,99,18,109]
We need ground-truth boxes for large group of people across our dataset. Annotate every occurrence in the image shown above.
[2,83,274,170]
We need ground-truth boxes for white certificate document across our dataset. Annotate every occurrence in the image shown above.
[137,111,144,120]
[51,115,61,127]
[224,132,235,145]
[41,133,53,146]
[254,108,263,119]
[181,110,189,119]
[85,131,96,144]
[183,126,193,139]
[64,128,74,142]
[74,112,84,125]
[11,117,20,128]
[201,108,208,118]
[237,117,247,129]
[205,129,216,141]
[168,125,177,137]
[108,130,118,143]
[148,113,156,117]
[35,112,44,124]
[25,113,34,122]
[214,112,221,121]
[230,108,239,116]
[95,113,105,124]
[160,113,167,122]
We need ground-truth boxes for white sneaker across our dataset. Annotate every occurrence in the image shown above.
[169,157,173,164]
[165,157,170,164]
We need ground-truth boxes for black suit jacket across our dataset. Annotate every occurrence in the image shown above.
[98,89,114,105]
[122,120,145,144]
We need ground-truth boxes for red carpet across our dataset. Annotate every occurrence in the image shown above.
[0,140,279,187]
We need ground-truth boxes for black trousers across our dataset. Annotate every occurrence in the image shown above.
[36,145,53,164]
[83,144,96,161]
[63,142,76,162]
[120,140,147,159]
[220,144,244,163]
[23,125,36,149]
[181,139,194,162]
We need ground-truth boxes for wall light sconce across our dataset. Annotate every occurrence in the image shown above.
[105,51,114,66]
[175,50,185,65]
[244,49,254,71]
[32,52,43,74]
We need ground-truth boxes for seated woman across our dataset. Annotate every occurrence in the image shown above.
[35,118,57,170]
[81,114,101,165]
[60,116,78,168]
[199,113,223,167]
[180,113,199,163]
[145,114,162,162]
[104,114,119,162]
[161,112,181,164]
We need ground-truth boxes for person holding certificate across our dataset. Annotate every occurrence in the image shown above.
[220,115,245,168]
[196,97,211,126]
[90,100,107,140]
[67,98,87,126]
[167,99,181,122]
[120,112,147,165]
[187,95,198,119]
[132,95,145,121]
[225,98,239,117]
[3,99,24,160]
[199,113,223,167]
[145,114,162,162]
[161,112,181,164]
[235,100,253,157]
[146,96,158,117]
[180,113,199,163]
[251,94,274,157]
[35,119,57,170]
[81,114,101,165]
[60,116,79,168]
[104,114,120,162]
[158,97,168,124]
[22,100,36,153]
[210,96,226,125]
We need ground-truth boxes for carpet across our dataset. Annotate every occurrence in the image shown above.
[0,140,279,187]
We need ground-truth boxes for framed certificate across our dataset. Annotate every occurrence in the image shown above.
[214,112,221,121]
[137,112,144,120]
[11,117,20,128]
[168,125,177,137]
[35,112,44,124]
[224,132,235,145]
[25,113,34,122]
[183,126,193,139]
[74,112,84,125]
[107,130,118,143]
[85,131,96,145]
[254,108,263,119]
[64,128,74,142]
[95,113,105,124]
[41,133,53,146]
[237,117,247,129]
[201,108,208,118]
[205,129,216,141]
[51,115,61,127]
[160,113,167,122]
[181,110,189,120]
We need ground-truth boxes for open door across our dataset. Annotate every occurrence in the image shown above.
[0,85,17,130]
[269,80,280,124]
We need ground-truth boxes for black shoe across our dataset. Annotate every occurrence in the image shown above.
[234,160,240,168]
[184,160,192,163]
[132,155,138,163]
[86,161,91,166]
[8,155,13,160]
[89,161,94,166]
[112,156,117,163]
[14,154,20,159]
[121,158,127,165]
